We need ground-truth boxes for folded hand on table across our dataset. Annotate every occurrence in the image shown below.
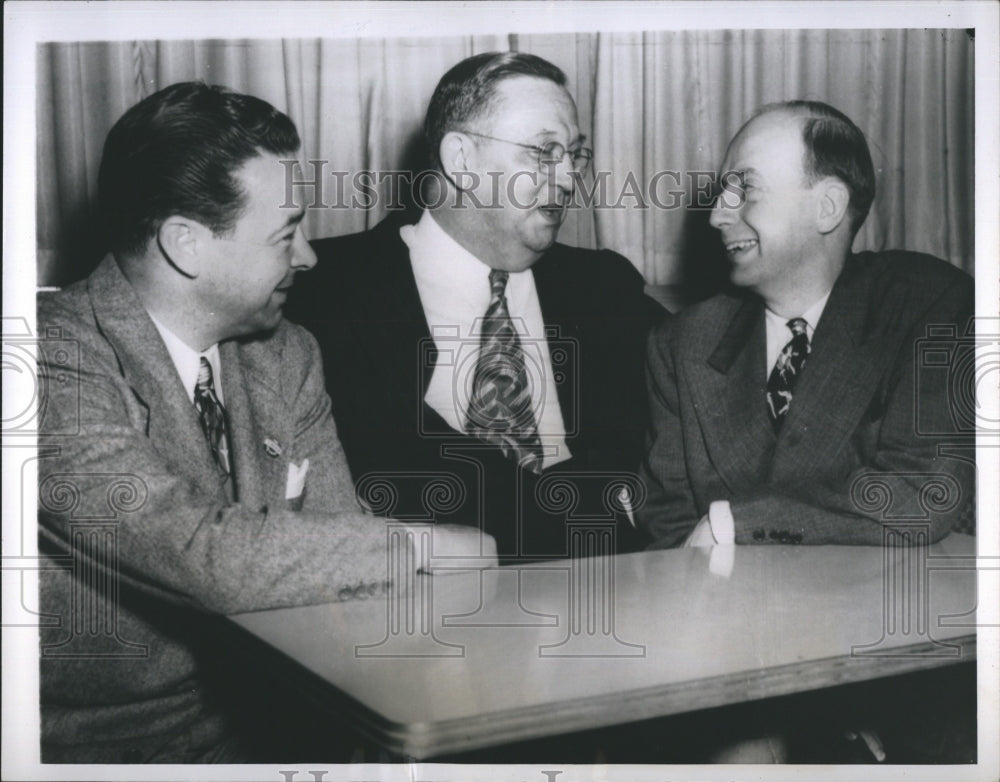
[400,523,498,573]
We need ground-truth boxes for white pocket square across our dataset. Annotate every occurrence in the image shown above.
[285,458,309,500]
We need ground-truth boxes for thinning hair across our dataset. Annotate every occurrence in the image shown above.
[98,81,300,259]
[750,100,876,235]
[423,51,568,171]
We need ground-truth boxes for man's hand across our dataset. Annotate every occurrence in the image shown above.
[401,523,498,572]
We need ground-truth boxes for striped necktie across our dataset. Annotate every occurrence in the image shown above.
[766,317,811,428]
[194,356,233,486]
[465,269,544,474]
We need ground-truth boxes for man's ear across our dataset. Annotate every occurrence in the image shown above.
[815,178,851,234]
[156,216,204,278]
[439,131,474,189]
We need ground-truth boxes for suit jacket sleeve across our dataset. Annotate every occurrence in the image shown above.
[37,299,400,616]
[637,318,701,547]
[725,272,975,545]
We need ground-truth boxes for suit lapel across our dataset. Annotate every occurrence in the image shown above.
[772,258,891,482]
[531,250,581,439]
[362,223,435,402]
[220,340,279,510]
[686,296,777,491]
[87,258,223,499]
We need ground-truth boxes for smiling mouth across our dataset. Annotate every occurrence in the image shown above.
[724,238,758,254]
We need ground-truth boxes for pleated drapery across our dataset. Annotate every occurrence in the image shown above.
[36,30,974,286]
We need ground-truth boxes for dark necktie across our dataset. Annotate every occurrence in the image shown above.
[465,269,544,474]
[766,317,811,428]
[194,356,233,482]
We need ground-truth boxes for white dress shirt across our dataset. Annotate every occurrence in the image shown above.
[149,313,224,404]
[401,210,570,469]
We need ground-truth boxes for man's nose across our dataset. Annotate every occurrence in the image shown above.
[548,154,577,196]
[291,225,317,270]
[708,186,738,230]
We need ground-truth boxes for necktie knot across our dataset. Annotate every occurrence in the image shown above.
[196,356,215,393]
[787,317,809,338]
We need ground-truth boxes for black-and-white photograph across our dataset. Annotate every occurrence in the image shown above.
[4,3,998,781]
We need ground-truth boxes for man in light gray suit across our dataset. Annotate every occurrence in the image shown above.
[36,82,492,763]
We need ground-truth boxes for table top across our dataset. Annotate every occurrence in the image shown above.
[230,533,977,758]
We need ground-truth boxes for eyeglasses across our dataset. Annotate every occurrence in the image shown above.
[463,131,594,173]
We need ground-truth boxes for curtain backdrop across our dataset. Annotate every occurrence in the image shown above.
[36,29,974,287]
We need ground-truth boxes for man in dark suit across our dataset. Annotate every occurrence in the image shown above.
[638,100,974,549]
[288,53,666,560]
[37,82,492,763]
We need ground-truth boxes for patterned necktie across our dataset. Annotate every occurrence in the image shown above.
[194,356,233,479]
[766,317,811,428]
[465,269,544,474]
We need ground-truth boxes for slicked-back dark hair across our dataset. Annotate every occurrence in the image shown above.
[751,100,876,235]
[98,81,300,259]
[423,51,568,171]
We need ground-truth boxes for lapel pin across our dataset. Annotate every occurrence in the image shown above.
[263,438,282,458]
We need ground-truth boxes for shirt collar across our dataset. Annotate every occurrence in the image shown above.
[148,312,222,404]
[764,289,832,334]
[402,210,497,297]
